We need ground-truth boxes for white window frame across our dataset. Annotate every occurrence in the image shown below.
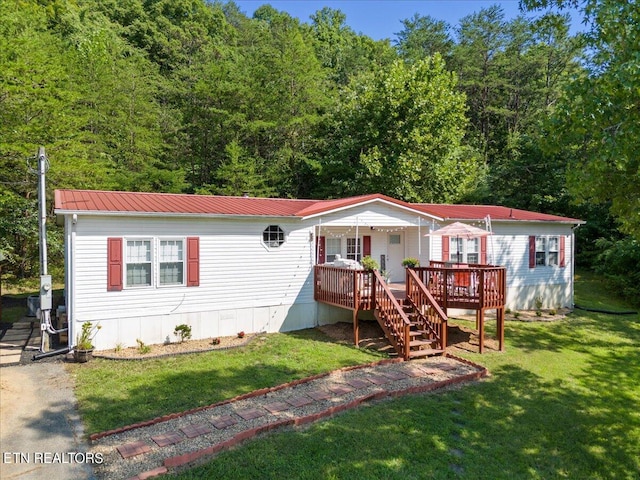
[536,235,560,267]
[262,225,286,249]
[326,238,341,263]
[466,238,479,264]
[124,237,187,289]
[347,238,361,261]
[158,238,186,287]
[125,238,153,288]
[449,237,478,264]
[548,237,559,266]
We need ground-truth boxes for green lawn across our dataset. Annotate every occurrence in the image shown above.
[69,329,386,434]
[165,271,639,479]
[70,271,640,478]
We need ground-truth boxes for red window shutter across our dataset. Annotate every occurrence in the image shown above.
[480,236,487,264]
[363,236,371,257]
[186,237,200,287]
[316,236,326,264]
[107,237,123,291]
[442,235,450,261]
[560,236,566,268]
[529,236,536,268]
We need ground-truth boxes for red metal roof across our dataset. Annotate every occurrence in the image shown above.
[55,190,318,217]
[54,189,583,223]
[414,204,583,223]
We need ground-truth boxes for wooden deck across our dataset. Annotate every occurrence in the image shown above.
[314,263,506,356]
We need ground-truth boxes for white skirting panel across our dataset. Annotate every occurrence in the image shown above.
[83,301,318,351]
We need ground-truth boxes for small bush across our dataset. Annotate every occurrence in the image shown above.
[360,256,379,271]
[136,338,151,354]
[402,257,420,268]
[174,324,192,343]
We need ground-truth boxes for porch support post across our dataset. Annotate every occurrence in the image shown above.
[497,307,505,351]
[478,309,485,354]
[353,308,359,347]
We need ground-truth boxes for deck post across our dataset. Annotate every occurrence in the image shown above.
[478,309,485,354]
[353,271,359,346]
[497,307,505,351]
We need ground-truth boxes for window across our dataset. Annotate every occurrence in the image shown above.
[450,237,464,263]
[109,237,198,291]
[263,225,285,248]
[326,238,341,263]
[126,240,152,287]
[534,236,560,267]
[535,237,547,266]
[548,237,559,266]
[347,238,361,261]
[389,234,401,245]
[159,240,184,285]
[449,237,479,263]
[466,238,479,264]
[124,238,184,287]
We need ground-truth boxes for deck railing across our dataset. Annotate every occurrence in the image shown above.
[371,269,412,360]
[406,268,448,350]
[412,263,506,310]
[314,266,373,310]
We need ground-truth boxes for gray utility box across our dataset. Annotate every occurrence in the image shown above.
[27,296,40,317]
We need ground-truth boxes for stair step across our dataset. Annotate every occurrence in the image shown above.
[410,339,438,347]
[409,330,428,337]
[409,348,445,358]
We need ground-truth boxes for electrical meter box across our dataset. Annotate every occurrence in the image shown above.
[40,275,53,311]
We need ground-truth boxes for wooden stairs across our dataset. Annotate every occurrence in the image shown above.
[371,269,447,360]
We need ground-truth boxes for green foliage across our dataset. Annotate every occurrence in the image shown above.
[136,338,151,354]
[592,237,640,305]
[401,257,420,268]
[173,324,193,343]
[76,321,101,350]
[318,56,478,202]
[360,256,379,271]
[523,0,640,240]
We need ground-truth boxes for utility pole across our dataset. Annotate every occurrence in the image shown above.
[37,147,53,352]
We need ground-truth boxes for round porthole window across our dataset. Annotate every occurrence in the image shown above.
[263,225,285,248]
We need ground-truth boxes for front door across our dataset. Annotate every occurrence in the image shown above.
[387,233,404,282]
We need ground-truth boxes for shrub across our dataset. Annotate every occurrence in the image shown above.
[593,237,640,305]
[174,324,192,343]
[360,256,379,271]
[136,338,151,354]
[402,257,420,268]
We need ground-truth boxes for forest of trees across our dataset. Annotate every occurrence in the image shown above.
[1,0,638,301]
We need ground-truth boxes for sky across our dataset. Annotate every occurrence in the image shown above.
[234,1,584,42]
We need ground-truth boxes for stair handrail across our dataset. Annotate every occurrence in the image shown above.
[406,268,448,351]
[371,269,412,360]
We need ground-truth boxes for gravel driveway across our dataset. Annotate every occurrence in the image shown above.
[0,361,96,479]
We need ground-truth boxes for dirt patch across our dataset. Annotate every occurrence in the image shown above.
[94,334,253,360]
[318,321,397,355]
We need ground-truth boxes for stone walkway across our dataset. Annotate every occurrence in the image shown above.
[89,355,487,480]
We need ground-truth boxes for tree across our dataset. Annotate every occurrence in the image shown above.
[523,0,640,239]
[395,14,454,65]
[317,56,479,202]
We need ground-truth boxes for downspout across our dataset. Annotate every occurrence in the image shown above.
[571,223,580,310]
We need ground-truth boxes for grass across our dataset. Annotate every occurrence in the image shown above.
[70,270,640,478]
[69,329,386,434]
[162,270,639,479]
